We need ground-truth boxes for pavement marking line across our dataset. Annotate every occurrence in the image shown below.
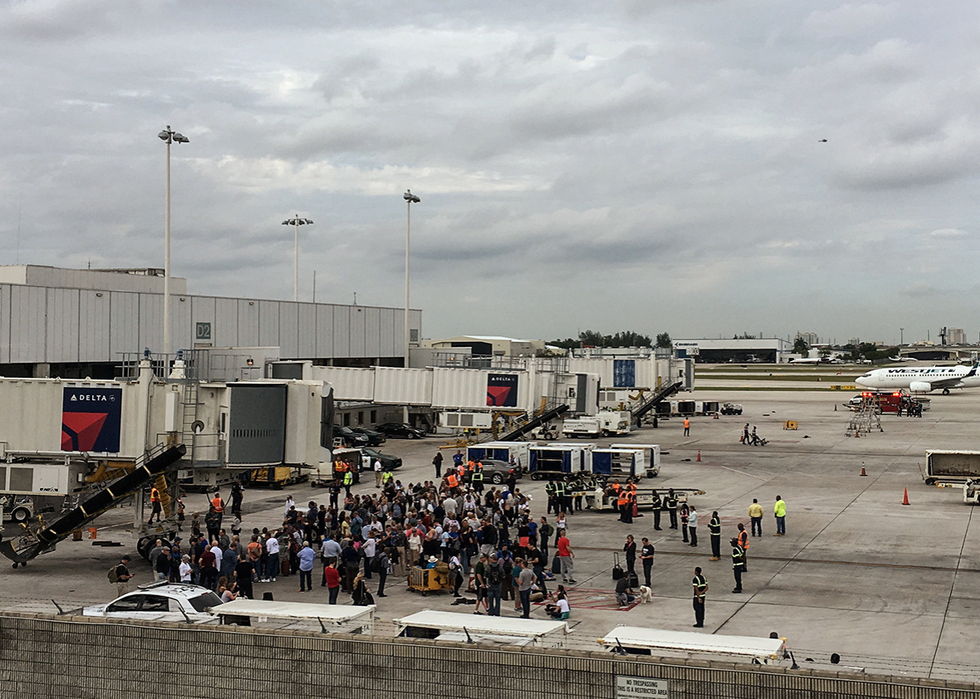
[928,503,973,677]
[575,547,980,575]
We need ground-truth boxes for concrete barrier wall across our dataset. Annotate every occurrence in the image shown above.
[1,613,978,699]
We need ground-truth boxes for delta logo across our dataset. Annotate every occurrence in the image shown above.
[61,387,122,453]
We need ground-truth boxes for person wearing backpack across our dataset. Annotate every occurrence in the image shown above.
[108,555,134,595]
[486,553,503,616]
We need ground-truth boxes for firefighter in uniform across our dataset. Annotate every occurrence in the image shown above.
[708,511,722,560]
[736,523,749,571]
[692,567,707,627]
[731,538,745,593]
[666,489,678,529]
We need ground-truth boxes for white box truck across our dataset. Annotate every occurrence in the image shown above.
[561,411,631,438]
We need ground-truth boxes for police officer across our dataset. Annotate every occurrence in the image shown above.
[553,478,566,514]
[545,480,557,514]
[666,489,678,530]
[731,537,745,593]
[650,489,663,530]
[708,511,722,560]
[692,566,707,627]
[471,461,484,494]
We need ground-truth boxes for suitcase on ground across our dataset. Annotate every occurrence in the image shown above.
[627,571,639,588]
[612,552,624,580]
[552,555,561,575]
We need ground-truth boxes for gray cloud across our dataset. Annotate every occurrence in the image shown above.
[0,1,978,345]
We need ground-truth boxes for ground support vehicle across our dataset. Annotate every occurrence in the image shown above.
[720,403,743,415]
[407,562,453,596]
[920,450,980,486]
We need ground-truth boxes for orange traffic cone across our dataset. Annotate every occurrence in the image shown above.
[902,488,910,506]
[860,467,867,477]
[696,450,701,462]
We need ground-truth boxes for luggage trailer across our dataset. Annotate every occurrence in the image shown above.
[393,610,569,648]
[598,625,788,665]
[212,599,376,634]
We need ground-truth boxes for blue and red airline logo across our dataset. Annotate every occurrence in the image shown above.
[62,387,122,453]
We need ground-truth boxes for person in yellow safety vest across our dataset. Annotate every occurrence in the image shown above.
[343,469,353,497]
[736,523,749,571]
[381,470,394,488]
[553,479,566,514]
[471,462,484,493]
[149,485,162,523]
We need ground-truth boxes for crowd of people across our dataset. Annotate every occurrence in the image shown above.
[133,452,789,628]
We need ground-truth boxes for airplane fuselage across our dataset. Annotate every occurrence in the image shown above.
[855,364,980,393]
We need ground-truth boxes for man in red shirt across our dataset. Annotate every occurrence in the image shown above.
[557,533,576,584]
[199,545,218,591]
[324,562,342,605]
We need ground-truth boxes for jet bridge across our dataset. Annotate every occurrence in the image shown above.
[0,443,185,566]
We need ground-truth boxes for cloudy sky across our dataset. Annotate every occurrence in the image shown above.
[0,1,977,346]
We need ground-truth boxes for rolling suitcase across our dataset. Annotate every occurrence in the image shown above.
[627,571,639,588]
[552,555,561,575]
[612,552,624,580]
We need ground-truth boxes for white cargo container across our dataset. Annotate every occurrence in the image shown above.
[922,450,980,485]
[529,444,592,479]
[590,448,645,480]
[610,444,661,478]
[466,442,533,471]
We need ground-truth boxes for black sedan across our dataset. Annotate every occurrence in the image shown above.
[362,447,402,471]
[335,426,370,447]
[374,422,426,439]
[350,427,386,446]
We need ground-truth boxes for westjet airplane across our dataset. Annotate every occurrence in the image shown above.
[855,361,980,394]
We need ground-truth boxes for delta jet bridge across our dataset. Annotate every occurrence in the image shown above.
[271,355,686,439]
[0,351,333,566]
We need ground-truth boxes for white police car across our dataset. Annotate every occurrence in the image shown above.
[83,581,223,622]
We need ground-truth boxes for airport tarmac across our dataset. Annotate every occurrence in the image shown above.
[3,387,980,682]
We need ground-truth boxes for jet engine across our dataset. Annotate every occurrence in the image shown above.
[909,381,932,393]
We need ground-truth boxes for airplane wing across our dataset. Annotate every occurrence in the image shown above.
[924,365,978,389]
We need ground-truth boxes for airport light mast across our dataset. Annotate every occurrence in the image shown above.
[282,216,313,302]
[158,125,189,358]
[403,189,420,368]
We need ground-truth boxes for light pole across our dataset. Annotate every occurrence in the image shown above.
[158,125,189,357]
[282,216,313,301]
[403,189,420,368]
[900,328,904,345]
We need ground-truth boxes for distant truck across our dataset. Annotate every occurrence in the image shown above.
[561,411,631,438]
[720,403,743,416]
[921,450,980,485]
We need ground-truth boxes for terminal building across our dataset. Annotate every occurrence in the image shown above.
[673,337,792,364]
[0,265,420,379]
